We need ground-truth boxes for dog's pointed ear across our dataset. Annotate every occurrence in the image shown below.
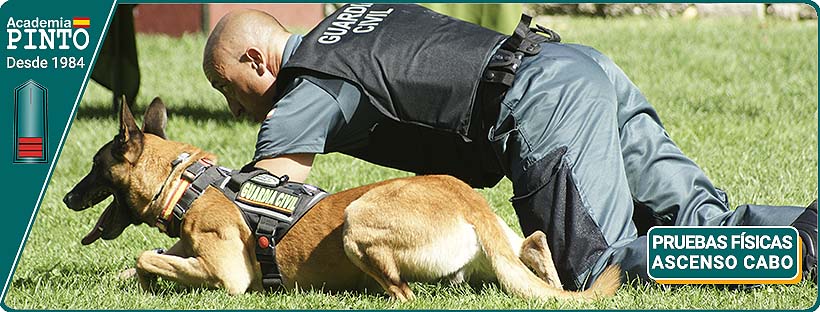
[142,97,167,139]
[115,97,144,164]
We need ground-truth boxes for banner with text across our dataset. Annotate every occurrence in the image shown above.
[648,226,801,284]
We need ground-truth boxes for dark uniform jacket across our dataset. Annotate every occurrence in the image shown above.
[272,3,509,187]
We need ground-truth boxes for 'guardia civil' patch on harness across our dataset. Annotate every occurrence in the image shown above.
[237,174,299,214]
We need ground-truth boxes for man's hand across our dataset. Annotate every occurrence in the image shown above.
[255,153,315,182]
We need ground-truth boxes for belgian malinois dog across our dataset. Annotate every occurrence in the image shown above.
[63,98,621,300]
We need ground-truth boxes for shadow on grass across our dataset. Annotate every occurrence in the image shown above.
[11,264,113,289]
[116,278,210,296]
[77,100,234,122]
[11,265,206,296]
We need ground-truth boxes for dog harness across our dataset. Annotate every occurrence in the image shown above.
[155,153,328,289]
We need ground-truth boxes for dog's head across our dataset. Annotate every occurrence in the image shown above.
[63,97,169,245]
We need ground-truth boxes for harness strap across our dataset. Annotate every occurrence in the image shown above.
[230,170,328,290]
[157,158,221,238]
[155,154,327,291]
[254,215,282,289]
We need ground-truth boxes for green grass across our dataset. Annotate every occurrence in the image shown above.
[5,16,818,309]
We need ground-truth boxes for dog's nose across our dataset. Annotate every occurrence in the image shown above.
[63,192,78,209]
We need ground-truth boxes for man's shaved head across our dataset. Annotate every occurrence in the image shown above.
[203,9,290,82]
[203,9,292,122]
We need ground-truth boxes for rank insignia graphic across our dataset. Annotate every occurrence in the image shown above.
[14,80,47,164]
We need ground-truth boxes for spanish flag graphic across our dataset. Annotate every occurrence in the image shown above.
[72,17,90,28]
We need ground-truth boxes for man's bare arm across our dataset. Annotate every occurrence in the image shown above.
[254,153,315,182]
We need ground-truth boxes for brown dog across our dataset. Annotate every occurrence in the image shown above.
[63,98,620,301]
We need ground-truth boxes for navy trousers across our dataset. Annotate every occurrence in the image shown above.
[490,42,808,290]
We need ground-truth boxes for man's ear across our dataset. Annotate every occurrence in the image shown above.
[115,97,144,164]
[245,47,267,76]
[142,97,167,139]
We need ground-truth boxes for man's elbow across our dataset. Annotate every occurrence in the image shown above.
[253,154,314,182]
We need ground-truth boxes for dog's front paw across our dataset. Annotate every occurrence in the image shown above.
[135,250,161,292]
[118,268,137,280]
[136,268,159,293]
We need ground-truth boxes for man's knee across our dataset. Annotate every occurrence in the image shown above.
[535,43,616,92]
[564,43,619,72]
[509,146,611,289]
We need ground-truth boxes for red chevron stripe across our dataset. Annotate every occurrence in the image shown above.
[18,144,42,151]
[18,151,42,158]
[18,137,42,144]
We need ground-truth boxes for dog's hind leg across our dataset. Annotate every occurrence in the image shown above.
[491,216,562,288]
[343,242,415,301]
[519,231,562,288]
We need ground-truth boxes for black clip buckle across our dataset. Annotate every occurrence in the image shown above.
[171,152,191,167]
[532,24,561,43]
[172,204,187,221]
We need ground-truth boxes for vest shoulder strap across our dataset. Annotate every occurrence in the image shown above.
[302,76,345,101]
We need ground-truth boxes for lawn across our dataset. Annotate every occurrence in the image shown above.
[4,16,818,309]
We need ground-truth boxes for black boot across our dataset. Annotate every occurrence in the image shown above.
[792,200,817,283]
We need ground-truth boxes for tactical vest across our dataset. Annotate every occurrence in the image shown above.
[156,154,327,289]
[276,4,559,188]
[277,3,506,138]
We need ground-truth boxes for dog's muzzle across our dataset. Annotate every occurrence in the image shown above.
[63,187,112,211]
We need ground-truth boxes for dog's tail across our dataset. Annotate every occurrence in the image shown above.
[471,213,621,301]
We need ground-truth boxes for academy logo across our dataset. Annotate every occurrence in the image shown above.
[6,16,90,50]
[5,15,89,69]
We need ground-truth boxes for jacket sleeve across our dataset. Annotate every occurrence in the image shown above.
[253,78,345,161]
